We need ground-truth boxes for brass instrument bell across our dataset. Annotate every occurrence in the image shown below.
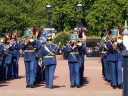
[117,35,123,44]
[104,35,110,42]
[77,39,82,46]
[29,35,35,42]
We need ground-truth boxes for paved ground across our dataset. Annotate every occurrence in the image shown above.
[0,56,122,96]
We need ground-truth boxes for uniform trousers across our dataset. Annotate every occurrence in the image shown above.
[111,61,122,86]
[0,60,6,80]
[34,59,38,82]
[103,58,107,80]
[69,62,80,86]
[45,64,56,88]
[36,64,42,82]
[107,61,112,81]
[12,57,17,77]
[16,52,20,77]
[6,62,12,79]
[80,60,84,83]
[25,60,35,86]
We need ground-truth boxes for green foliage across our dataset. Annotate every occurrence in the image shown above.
[0,0,128,37]
[85,0,128,36]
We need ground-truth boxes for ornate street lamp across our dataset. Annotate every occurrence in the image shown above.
[76,3,84,29]
[77,3,82,13]
[46,4,52,28]
[46,4,51,13]
[44,4,56,39]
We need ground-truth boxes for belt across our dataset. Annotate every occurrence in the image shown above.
[43,55,55,58]
[108,50,121,53]
[24,50,34,52]
[69,52,79,54]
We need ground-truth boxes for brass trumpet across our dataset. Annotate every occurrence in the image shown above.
[111,35,123,50]
[77,39,82,46]
[29,35,35,43]
[116,35,123,44]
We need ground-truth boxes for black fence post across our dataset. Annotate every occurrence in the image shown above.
[122,20,128,96]
[122,50,128,96]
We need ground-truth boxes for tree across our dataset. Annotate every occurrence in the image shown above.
[85,0,128,36]
[0,0,127,37]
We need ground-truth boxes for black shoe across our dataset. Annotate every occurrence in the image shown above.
[30,85,35,88]
[113,86,117,89]
[26,85,30,88]
[118,84,123,89]
[49,87,53,89]
[34,81,37,85]
[76,85,81,88]
[70,85,75,88]
[6,78,10,81]
[107,80,111,82]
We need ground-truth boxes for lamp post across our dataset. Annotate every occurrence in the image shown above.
[77,3,83,28]
[46,4,52,28]
[122,20,128,96]
[44,4,56,39]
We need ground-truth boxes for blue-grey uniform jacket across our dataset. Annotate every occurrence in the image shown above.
[99,44,109,59]
[11,43,20,58]
[39,43,60,65]
[106,41,126,61]
[21,40,37,61]
[64,42,86,63]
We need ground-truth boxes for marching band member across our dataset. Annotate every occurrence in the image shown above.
[39,35,60,89]
[21,34,38,88]
[77,39,86,85]
[107,28,126,89]
[4,33,13,80]
[77,29,87,85]
[10,32,20,79]
[16,40,20,78]
[0,38,6,81]
[99,31,110,82]
[65,32,86,88]
[15,30,21,78]
[34,30,44,84]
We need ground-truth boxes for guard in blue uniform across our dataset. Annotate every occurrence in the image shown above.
[99,38,109,81]
[16,39,21,78]
[65,33,86,88]
[10,33,20,79]
[35,40,43,84]
[107,28,126,89]
[0,38,6,81]
[34,31,45,85]
[99,31,111,82]
[77,39,86,85]
[3,33,13,80]
[39,35,60,89]
[21,35,37,88]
